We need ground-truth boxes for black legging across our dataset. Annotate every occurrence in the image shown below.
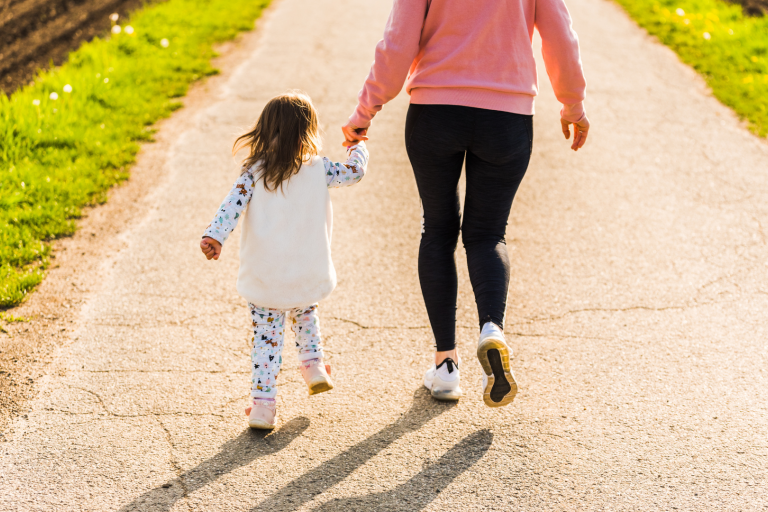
[405,104,533,352]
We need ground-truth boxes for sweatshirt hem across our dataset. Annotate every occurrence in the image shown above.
[409,87,536,116]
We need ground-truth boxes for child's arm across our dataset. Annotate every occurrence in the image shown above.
[324,142,369,189]
[201,171,256,260]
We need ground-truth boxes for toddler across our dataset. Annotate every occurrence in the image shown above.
[200,91,368,429]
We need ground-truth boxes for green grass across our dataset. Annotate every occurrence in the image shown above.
[0,0,270,308]
[0,312,29,322]
[614,0,768,136]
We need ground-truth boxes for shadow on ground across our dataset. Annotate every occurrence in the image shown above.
[118,416,311,511]
[118,388,474,511]
[252,388,462,511]
[312,429,493,512]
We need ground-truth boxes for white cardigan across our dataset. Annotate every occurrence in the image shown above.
[237,156,336,310]
[203,143,368,310]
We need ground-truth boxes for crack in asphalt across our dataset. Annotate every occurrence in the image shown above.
[155,416,191,511]
[64,385,226,419]
[327,316,431,330]
[510,298,737,326]
[72,369,248,374]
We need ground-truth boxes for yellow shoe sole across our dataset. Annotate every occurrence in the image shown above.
[477,337,518,408]
[308,376,334,396]
[248,418,276,429]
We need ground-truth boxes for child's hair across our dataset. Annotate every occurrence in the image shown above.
[233,91,322,191]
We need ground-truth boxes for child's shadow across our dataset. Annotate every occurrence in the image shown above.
[252,387,459,512]
[118,416,310,512]
[313,429,493,512]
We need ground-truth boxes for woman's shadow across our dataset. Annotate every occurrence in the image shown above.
[312,429,493,512]
[252,387,478,512]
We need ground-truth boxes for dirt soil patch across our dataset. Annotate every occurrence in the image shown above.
[730,0,768,15]
[0,0,147,94]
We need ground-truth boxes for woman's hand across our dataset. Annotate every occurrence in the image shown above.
[200,237,222,260]
[341,122,369,147]
[561,115,590,151]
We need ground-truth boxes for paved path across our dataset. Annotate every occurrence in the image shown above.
[2,0,768,509]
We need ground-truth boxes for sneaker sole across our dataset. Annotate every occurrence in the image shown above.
[248,419,276,429]
[308,377,334,396]
[477,337,518,408]
[430,386,463,401]
[425,373,463,401]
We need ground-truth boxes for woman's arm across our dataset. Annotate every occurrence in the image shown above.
[535,0,587,124]
[325,143,369,188]
[347,0,429,131]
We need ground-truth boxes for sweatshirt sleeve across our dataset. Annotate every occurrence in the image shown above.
[348,0,429,129]
[202,171,255,245]
[535,0,587,123]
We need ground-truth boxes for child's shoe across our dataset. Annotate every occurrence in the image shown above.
[424,358,463,400]
[246,398,276,429]
[477,322,517,407]
[300,358,334,395]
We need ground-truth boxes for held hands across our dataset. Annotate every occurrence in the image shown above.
[561,115,590,151]
[341,122,369,147]
[200,237,222,260]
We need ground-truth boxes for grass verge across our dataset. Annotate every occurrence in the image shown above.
[0,0,269,308]
[613,0,767,136]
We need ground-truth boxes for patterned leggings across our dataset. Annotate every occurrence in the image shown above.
[249,303,324,398]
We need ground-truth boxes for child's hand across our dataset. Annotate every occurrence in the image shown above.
[200,237,222,260]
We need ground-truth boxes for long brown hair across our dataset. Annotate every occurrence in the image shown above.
[233,91,322,191]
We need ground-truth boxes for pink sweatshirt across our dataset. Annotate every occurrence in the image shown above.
[349,0,587,129]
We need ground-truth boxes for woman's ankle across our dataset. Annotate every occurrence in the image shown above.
[480,321,504,338]
[435,349,457,365]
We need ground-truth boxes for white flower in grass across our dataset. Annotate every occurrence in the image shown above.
[110,13,119,22]
[112,25,121,34]
[703,32,711,40]
[125,25,134,35]
[676,8,685,16]
[63,84,72,93]
[729,29,734,35]
[160,38,170,48]
[49,92,58,100]
[104,78,109,83]
[32,99,40,106]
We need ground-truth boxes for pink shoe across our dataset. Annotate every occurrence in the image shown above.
[245,398,276,429]
[300,359,334,395]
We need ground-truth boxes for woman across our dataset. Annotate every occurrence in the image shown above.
[343,0,590,407]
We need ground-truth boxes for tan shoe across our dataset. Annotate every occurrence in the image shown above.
[246,398,276,429]
[300,358,334,395]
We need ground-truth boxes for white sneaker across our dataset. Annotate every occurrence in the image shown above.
[477,322,518,407]
[424,358,463,400]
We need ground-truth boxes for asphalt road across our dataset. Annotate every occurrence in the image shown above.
[1,0,767,509]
